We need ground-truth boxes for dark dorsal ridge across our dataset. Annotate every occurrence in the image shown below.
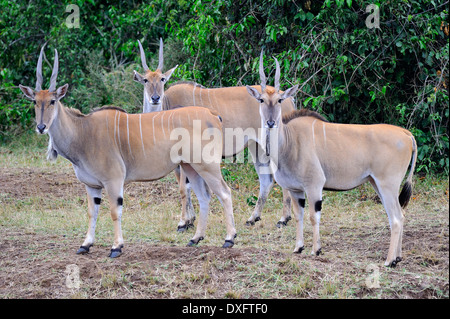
[91,106,127,114]
[168,81,205,89]
[65,105,127,118]
[282,109,328,124]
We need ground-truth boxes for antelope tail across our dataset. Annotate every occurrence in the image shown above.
[399,135,418,208]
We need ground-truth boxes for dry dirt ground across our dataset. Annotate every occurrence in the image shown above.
[0,165,448,300]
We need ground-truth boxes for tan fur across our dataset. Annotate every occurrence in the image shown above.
[21,81,236,256]
[164,83,296,227]
[265,87,276,95]
[134,67,177,113]
[246,59,417,267]
[165,84,295,150]
[277,116,416,267]
[135,43,295,229]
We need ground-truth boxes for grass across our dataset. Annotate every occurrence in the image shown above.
[0,132,448,299]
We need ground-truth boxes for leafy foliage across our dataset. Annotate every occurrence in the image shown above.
[0,0,448,173]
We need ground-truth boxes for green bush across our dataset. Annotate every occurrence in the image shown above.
[0,0,448,173]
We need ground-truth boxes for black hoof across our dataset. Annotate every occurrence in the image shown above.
[276,221,287,228]
[108,245,123,258]
[177,220,194,232]
[187,236,204,247]
[246,217,261,227]
[278,216,292,227]
[187,240,196,247]
[294,246,304,254]
[390,258,402,268]
[386,257,402,268]
[315,248,322,256]
[222,240,234,248]
[76,244,92,255]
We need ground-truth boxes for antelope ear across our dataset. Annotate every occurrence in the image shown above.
[19,85,35,100]
[133,70,145,83]
[280,84,299,100]
[246,86,261,100]
[164,65,178,82]
[56,84,69,100]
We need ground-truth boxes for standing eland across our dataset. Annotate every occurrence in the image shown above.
[133,38,178,113]
[133,38,196,232]
[19,44,236,258]
[245,54,417,267]
[160,50,297,230]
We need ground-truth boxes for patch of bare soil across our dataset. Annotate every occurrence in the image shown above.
[0,225,448,299]
[0,229,272,299]
[0,166,448,299]
[0,168,85,199]
[0,167,179,204]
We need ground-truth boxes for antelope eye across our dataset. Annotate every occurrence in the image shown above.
[161,78,166,83]
[143,79,148,83]
[50,100,56,105]
[259,99,264,103]
[32,100,36,104]
[278,99,284,104]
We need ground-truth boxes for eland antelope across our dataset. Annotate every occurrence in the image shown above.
[245,55,417,267]
[161,51,297,230]
[133,39,196,232]
[133,38,178,113]
[19,45,236,258]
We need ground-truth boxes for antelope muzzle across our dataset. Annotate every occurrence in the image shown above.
[151,94,161,104]
[37,123,47,134]
[266,120,277,129]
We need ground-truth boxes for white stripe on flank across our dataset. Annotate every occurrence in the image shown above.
[113,111,118,149]
[167,111,172,133]
[161,112,166,138]
[213,89,220,109]
[152,112,160,145]
[199,87,203,106]
[322,122,326,145]
[335,125,343,149]
[139,114,146,157]
[170,111,175,131]
[106,114,110,144]
[207,89,213,108]
[126,114,134,159]
[117,111,124,157]
[312,119,317,148]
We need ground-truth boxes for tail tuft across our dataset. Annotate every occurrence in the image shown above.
[399,181,412,208]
